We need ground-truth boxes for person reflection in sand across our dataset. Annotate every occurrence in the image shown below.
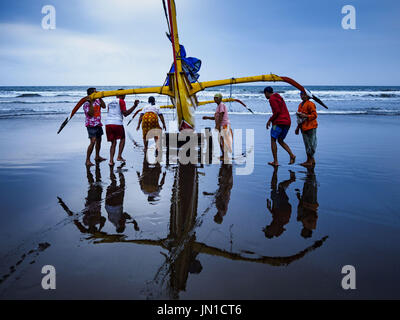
[75,165,106,234]
[213,164,233,224]
[137,156,166,203]
[263,167,296,239]
[296,168,319,238]
[106,164,139,233]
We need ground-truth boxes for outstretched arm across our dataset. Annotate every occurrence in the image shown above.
[203,116,215,120]
[99,98,106,109]
[123,100,140,117]
[159,114,167,130]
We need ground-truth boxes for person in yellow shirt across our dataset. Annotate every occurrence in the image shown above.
[295,92,318,167]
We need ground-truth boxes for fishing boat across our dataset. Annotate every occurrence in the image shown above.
[57,0,327,135]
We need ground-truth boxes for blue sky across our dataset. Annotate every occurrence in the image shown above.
[0,0,399,86]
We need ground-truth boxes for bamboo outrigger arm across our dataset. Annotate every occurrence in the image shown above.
[159,98,248,109]
[191,74,329,109]
[89,86,174,100]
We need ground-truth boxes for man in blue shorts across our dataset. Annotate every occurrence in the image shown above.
[264,86,296,167]
[83,87,107,166]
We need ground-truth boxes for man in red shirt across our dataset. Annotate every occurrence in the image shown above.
[264,86,296,167]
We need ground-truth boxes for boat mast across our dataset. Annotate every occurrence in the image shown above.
[167,0,194,130]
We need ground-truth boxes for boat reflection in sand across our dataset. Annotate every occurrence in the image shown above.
[58,161,327,299]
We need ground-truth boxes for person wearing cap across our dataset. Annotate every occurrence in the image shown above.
[295,91,318,167]
[264,86,296,167]
[203,93,233,161]
[136,96,167,151]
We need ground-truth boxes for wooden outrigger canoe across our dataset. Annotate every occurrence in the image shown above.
[58,0,327,134]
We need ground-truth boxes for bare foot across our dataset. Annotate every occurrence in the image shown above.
[289,155,296,165]
[95,156,107,162]
[117,157,126,162]
[132,219,140,231]
[109,161,115,166]
[86,161,94,167]
[300,162,313,168]
[268,161,279,167]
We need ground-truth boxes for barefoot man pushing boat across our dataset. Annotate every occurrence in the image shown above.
[136,96,167,152]
[83,87,107,166]
[203,93,233,161]
[264,86,296,167]
[105,89,139,166]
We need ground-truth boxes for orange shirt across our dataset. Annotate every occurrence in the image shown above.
[298,100,318,131]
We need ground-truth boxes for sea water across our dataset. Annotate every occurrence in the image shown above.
[0,85,400,118]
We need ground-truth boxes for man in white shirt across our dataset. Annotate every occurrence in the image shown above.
[105,89,139,166]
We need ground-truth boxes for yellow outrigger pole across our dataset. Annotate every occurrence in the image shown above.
[57,0,327,134]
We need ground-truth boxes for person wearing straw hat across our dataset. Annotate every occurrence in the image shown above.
[203,93,233,161]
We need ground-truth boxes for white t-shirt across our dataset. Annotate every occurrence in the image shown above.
[141,104,161,115]
[106,99,126,125]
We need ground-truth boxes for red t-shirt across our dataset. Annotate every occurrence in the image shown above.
[268,93,291,126]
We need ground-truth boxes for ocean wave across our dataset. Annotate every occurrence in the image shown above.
[0,111,67,119]
[0,100,75,104]
[194,110,400,116]
[199,90,400,102]
[1,109,399,119]
[280,89,400,98]
[365,93,397,98]
[0,92,86,98]
[16,93,42,98]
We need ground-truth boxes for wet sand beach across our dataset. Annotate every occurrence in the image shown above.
[0,113,399,299]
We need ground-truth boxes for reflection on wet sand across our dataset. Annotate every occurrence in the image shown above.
[137,157,166,203]
[166,164,200,299]
[214,164,233,224]
[296,168,319,238]
[58,165,106,234]
[264,168,296,239]
[80,165,106,233]
[106,164,139,233]
[57,160,328,299]
[58,164,138,236]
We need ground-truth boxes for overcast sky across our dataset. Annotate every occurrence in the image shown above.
[0,0,399,86]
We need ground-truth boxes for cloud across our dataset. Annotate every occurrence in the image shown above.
[81,0,161,19]
[0,23,171,85]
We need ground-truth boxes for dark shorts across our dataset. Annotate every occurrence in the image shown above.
[87,126,104,139]
[302,128,317,156]
[271,125,290,140]
[106,125,125,142]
